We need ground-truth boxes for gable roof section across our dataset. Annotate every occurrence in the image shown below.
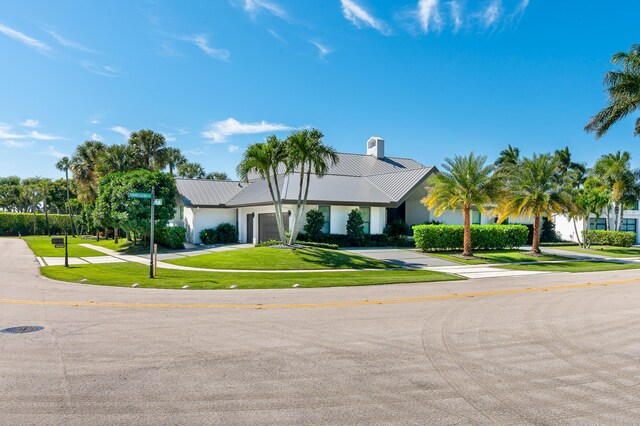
[176,179,245,207]
[365,167,435,203]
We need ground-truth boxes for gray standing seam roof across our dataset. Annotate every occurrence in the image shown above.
[176,179,245,207]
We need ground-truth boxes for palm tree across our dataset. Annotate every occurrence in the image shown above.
[177,162,206,179]
[70,140,106,204]
[127,129,168,171]
[237,136,288,244]
[55,156,76,235]
[205,171,229,180]
[585,44,640,138]
[165,147,187,176]
[494,154,571,254]
[422,153,502,257]
[286,129,339,244]
[592,151,636,230]
[495,144,520,167]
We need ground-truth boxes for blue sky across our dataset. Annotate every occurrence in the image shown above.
[1,0,638,179]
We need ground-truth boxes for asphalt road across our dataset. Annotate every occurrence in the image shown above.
[2,238,640,425]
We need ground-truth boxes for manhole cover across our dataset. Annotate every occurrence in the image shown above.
[0,326,44,334]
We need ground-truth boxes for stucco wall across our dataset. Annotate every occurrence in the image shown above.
[187,208,237,244]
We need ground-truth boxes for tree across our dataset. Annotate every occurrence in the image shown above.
[495,144,520,167]
[592,151,637,231]
[237,136,288,244]
[575,178,610,249]
[70,140,106,204]
[422,153,502,257]
[494,154,571,254]
[205,171,229,180]
[0,176,22,212]
[97,144,136,176]
[585,44,640,138]
[285,129,339,245]
[165,147,186,176]
[303,209,326,241]
[56,157,77,234]
[346,209,365,246]
[177,162,206,179]
[127,129,168,171]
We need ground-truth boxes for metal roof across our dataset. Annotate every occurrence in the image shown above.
[175,179,246,207]
[365,167,435,202]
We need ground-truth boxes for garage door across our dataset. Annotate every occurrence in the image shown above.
[258,213,289,243]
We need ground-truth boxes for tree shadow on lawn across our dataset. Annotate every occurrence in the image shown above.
[294,248,397,269]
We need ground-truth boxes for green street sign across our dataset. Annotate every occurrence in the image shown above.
[129,192,152,199]
[154,199,163,206]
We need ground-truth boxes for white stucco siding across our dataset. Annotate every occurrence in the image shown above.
[190,208,238,244]
[554,214,583,243]
[330,206,355,234]
[405,198,429,226]
[183,207,197,243]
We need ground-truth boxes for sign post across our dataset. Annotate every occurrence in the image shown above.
[149,187,155,278]
[64,232,68,268]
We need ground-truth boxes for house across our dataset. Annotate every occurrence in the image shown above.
[171,137,526,244]
[554,208,640,244]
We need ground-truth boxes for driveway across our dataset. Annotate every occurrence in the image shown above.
[3,238,640,424]
[345,247,460,268]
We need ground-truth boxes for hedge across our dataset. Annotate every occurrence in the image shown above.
[412,224,529,251]
[584,230,636,247]
[255,240,340,250]
[199,223,238,245]
[155,226,186,250]
[298,233,414,248]
[0,212,73,236]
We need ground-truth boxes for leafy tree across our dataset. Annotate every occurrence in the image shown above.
[303,209,326,241]
[205,171,229,180]
[285,128,339,245]
[585,44,640,138]
[592,151,638,230]
[0,176,22,212]
[165,147,187,176]
[346,209,365,246]
[127,129,168,171]
[422,153,502,257]
[575,178,610,248]
[494,154,571,254]
[177,162,206,179]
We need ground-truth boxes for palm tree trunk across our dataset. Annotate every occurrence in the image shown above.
[289,166,313,245]
[605,205,611,230]
[266,174,286,244]
[462,207,472,257]
[44,191,50,236]
[572,218,582,247]
[531,215,542,254]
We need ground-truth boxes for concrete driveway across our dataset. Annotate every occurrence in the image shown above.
[346,247,460,268]
[3,238,640,424]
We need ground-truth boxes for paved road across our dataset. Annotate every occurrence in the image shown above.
[2,238,640,425]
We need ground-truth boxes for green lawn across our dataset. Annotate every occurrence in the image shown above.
[424,250,570,265]
[165,247,397,270]
[40,263,463,289]
[22,236,107,257]
[498,261,640,273]
[547,245,640,258]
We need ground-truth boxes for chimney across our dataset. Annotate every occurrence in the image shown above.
[367,136,385,159]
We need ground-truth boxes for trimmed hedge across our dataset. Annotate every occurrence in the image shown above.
[0,212,73,236]
[199,223,238,245]
[584,230,636,247]
[412,224,529,251]
[156,226,186,250]
[298,233,414,248]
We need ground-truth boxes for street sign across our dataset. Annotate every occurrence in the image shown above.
[154,199,163,206]
[51,237,64,244]
[54,244,65,249]
[129,192,152,199]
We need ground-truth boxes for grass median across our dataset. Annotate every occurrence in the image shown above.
[40,262,463,290]
[497,261,640,273]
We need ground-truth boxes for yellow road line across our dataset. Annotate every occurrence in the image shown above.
[1,278,639,310]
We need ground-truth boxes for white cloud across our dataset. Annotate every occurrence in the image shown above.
[481,0,502,27]
[29,131,63,141]
[267,29,286,43]
[243,0,288,20]
[85,132,102,141]
[110,126,131,139]
[41,146,66,159]
[20,119,39,127]
[45,30,95,53]
[162,132,176,142]
[183,34,230,61]
[80,61,120,77]
[508,0,529,22]
[0,23,51,53]
[0,123,62,140]
[201,118,293,143]
[340,0,389,35]
[3,140,34,149]
[417,0,443,33]
[227,144,240,153]
[310,40,332,60]
[448,1,462,33]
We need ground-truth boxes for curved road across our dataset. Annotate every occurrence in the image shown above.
[2,238,640,425]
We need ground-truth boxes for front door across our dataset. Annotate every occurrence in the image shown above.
[246,214,254,243]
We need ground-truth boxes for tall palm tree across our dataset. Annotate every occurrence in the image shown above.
[494,144,520,167]
[237,136,288,244]
[422,153,502,257]
[592,151,635,231]
[70,140,106,204]
[96,144,135,176]
[177,162,206,179]
[286,129,339,244]
[585,44,640,138]
[494,154,571,254]
[205,171,229,180]
[127,129,168,171]
[55,156,76,235]
[165,147,187,176]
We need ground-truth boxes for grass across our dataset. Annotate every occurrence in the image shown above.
[423,250,570,265]
[165,247,397,270]
[22,235,107,257]
[498,261,640,273]
[40,263,463,289]
[547,245,640,258]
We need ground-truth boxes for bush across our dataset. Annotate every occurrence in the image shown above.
[412,224,529,251]
[540,241,579,247]
[303,209,326,241]
[512,223,534,244]
[155,226,185,249]
[199,223,238,245]
[346,209,365,246]
[299,241,339,250]
[0,212,73,236]
[255,239,280,247]
[298,232,413,248]
[384,219,409,237]
[583,230,636,247]
[541,217,560,242]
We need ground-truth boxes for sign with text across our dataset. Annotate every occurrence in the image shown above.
[129,192,152,199]
[51,237,64,244]
[154,199,163,206]
[54,244,65,249]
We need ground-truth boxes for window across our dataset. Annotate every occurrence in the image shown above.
[359,206,371,234]
[318,205,330,234]
[179,206,185,220]
[621,219,637,233]
[589,218,607,230]
[471,210,481,225]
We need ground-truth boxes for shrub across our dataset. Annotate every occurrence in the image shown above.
[384,219,409,237]
[255,239,280,247]
[299,241,339,250]
[199,228,217,245]
[199,223,238,245]
[346,209,365,246]
[583,230,636,247]
[412,224,529,251]
[298,232,413,248]
[541,217,560,242]
[303,209,326,241]
[511,223,534,244]
[155,226,185,249]
[0,212,73,236]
